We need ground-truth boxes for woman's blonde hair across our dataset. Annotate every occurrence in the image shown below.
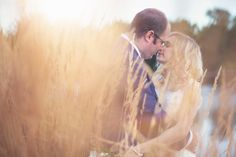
[153,32,203,124]
[164,32,203,83]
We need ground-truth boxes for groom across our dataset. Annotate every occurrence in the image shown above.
[122,8,170,138]
[100,8,170,153]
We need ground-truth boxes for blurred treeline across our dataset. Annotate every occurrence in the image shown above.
[3,8,236,84]
[171,8,236,83]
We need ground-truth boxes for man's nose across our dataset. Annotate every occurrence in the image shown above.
[160,44,166,49]
[155,49,160,55]
[158,46,165,52]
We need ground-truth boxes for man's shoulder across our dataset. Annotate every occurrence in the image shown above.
[113,34,130,49]
[110,34,134,59]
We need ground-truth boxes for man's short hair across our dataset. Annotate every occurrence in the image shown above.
[131,8,167,38]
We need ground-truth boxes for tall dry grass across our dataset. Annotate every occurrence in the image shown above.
[0,16,235,157]
[0,16,128,157]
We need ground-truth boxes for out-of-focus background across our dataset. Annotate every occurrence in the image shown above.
[0,0,235,157]
[1,0,236,82]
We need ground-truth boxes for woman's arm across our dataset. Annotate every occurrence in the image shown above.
[186,130,199,153]
[123,107,193,157]
[138,83,201,154]
[139,117,193,153]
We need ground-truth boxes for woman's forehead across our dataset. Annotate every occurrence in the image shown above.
[166,36,175,44]
[167,35,175,40]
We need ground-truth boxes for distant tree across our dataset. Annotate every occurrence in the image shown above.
[227,16,236,49]
[197,8,231,83]
[224,16,236,77]
[206,8,230,27]
[233,17,236,28]
[171,19,199,37]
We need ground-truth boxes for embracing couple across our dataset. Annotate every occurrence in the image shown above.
[100,8,203,157]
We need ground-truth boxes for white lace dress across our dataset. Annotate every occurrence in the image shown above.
[155,89,196,157]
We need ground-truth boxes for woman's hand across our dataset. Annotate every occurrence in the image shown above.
[123,144,176,157]
[123,147,142,157]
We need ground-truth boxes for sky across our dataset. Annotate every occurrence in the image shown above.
[1,0,236,34]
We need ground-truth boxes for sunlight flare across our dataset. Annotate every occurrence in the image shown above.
[27,0,104,25]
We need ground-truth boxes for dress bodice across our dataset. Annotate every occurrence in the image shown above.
[161,89,184,118]
[155,87,184,117]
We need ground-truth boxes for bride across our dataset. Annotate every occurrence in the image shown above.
[124,32,203,157]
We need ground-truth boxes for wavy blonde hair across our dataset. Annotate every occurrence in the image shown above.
[157,32,203,90]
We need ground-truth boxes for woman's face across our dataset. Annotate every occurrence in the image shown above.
[156,36,174,64]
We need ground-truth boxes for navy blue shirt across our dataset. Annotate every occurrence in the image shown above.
[125,41,158,114]
[100,35,159,146]
[121,36,159,143]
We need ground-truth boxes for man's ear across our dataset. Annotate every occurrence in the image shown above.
[144,30,155,43]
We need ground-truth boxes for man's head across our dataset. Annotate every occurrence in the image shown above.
[131,8,170,59]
